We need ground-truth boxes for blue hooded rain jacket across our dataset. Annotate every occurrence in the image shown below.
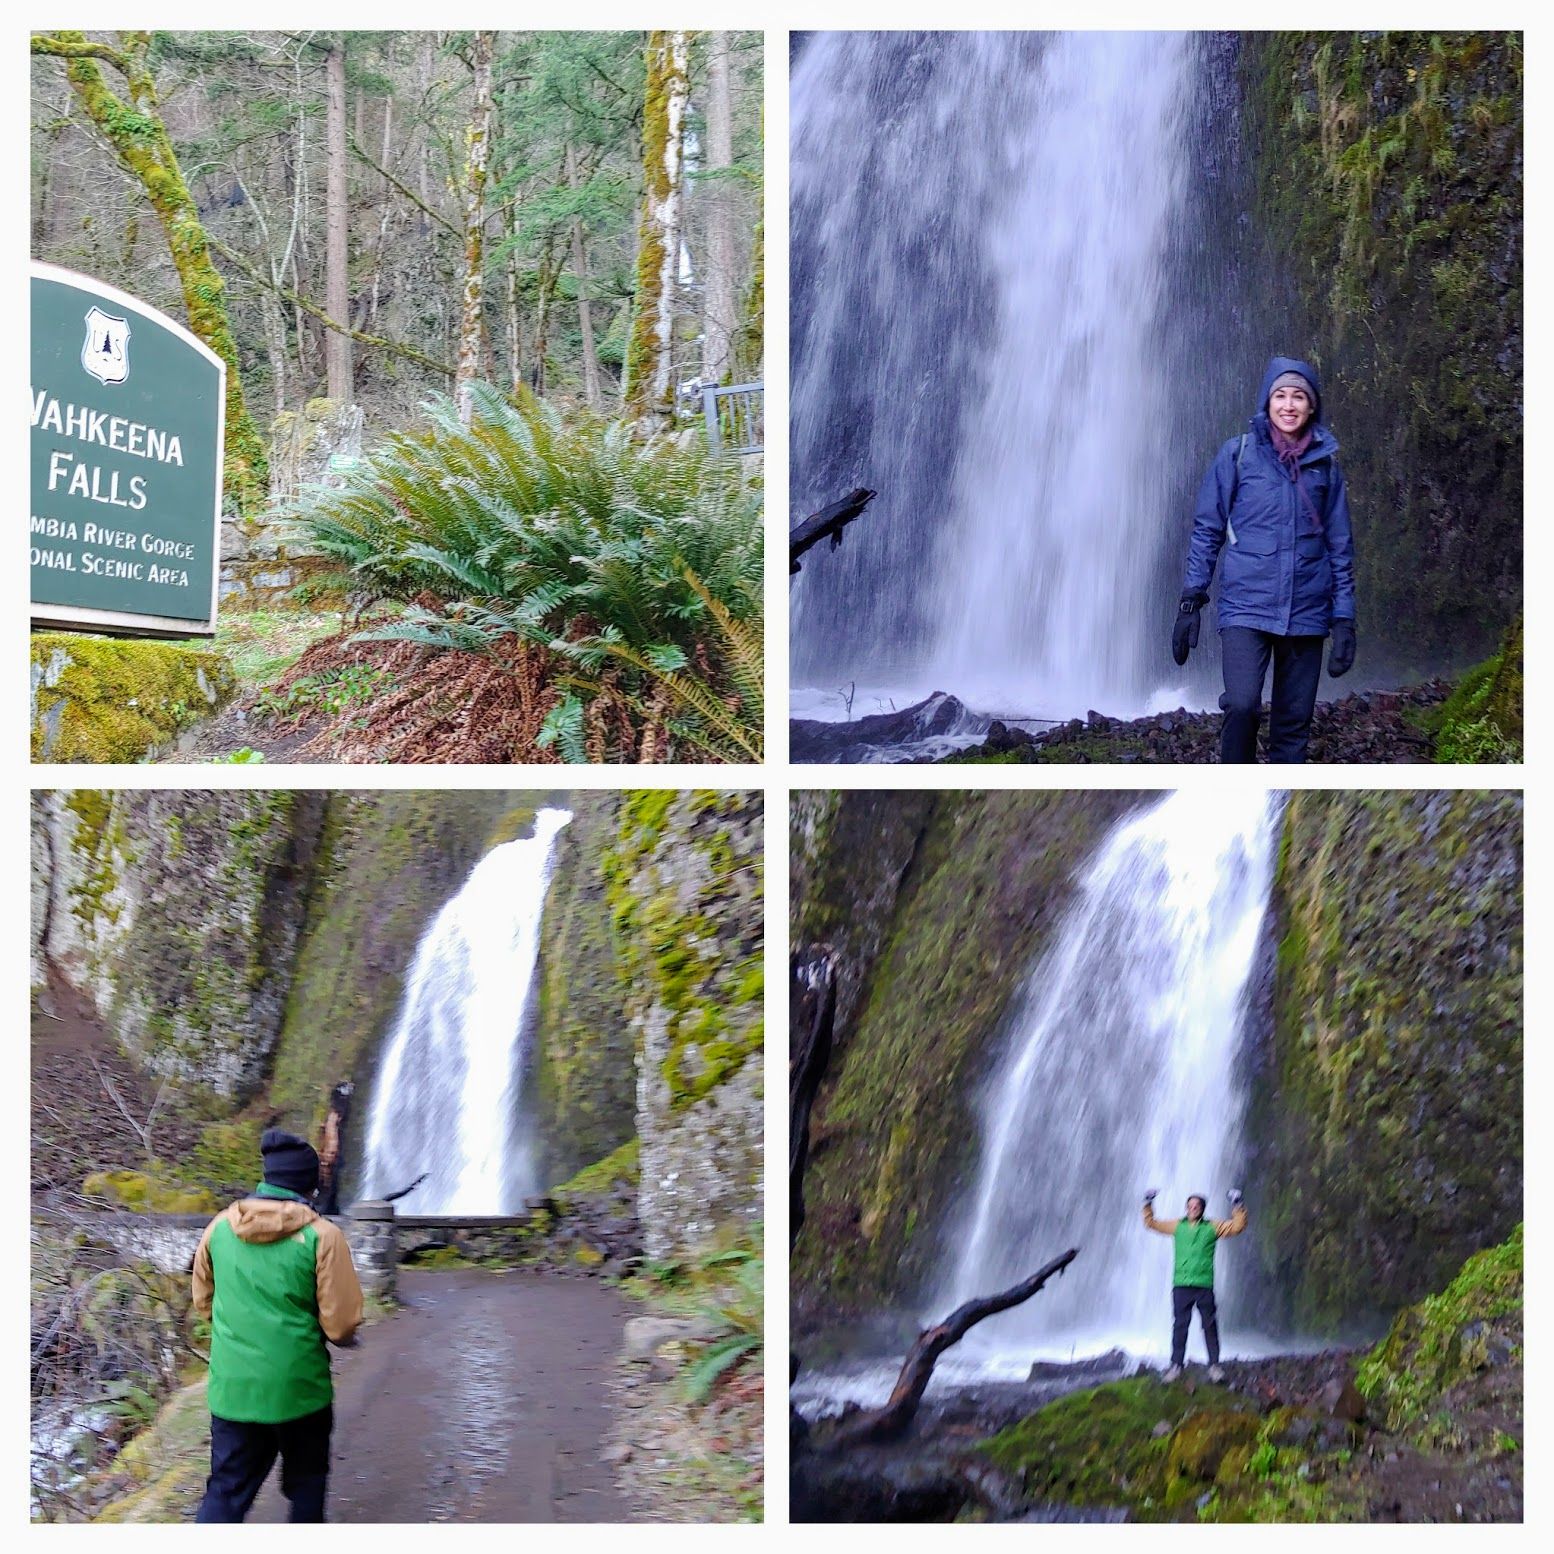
[1183,357,1356,637]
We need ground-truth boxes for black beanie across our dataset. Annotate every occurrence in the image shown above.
[261,1128,320,1196]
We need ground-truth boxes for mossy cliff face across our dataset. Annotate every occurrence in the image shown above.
[30,633,236,763]
[610,791,763,1259]
[1245,33,1522,673]
[1251,791,1521,1327]
[530,792,637,1183]
[791,790,1146,1323]
[266,790,520,1134]
[33,789,320,1097]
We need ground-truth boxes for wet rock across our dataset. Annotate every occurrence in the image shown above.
[791,692,974,762]
[1314,1376,1368,1423]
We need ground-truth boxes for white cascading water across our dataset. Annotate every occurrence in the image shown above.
[362,808,572,1214]
[790,33,1221,737]
[927,33,1194,714]
[942,789,1279,1365]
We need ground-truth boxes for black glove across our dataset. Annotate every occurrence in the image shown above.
[1144,1188,1159,1207]
[1171,595,1205,666]
[1327,620,1356,677]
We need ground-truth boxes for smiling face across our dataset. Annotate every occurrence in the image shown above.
[1268,382,1314,437]
[1186,1196,1206,1222]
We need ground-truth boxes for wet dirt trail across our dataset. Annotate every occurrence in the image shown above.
[253,1268,639,1523]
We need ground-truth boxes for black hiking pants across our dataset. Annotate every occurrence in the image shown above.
[1219,627,1325,763]
[1171,1284,1220,1367]
[197,1405,332,1522]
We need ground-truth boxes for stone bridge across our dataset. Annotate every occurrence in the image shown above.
[36,1196,641,1302]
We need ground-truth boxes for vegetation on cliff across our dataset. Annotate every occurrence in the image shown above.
[1247,32,1522,675]
[1252,790,1521,1327]
[791,791,1145,1320]
[974,1224,1521,1521]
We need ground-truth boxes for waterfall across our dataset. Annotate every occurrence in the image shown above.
[362,808,572,1214]
[942,789,1279,1363]
[791,32,1253,730]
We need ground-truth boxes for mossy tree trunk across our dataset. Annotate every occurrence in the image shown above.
[454,29,496,427]
[625,30,689,426]
[30,30,268,515]
[701,31,738,386]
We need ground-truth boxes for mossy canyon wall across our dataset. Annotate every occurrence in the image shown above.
[1245,32,1522,674]
[790,790,1521,1337]
[33,789,764,1258]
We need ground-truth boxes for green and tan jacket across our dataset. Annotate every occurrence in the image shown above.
[192,1184,363,1423]
[1143,1200,1248,1289]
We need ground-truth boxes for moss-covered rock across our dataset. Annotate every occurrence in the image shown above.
[1251,791,1522,1327]
[553,1137,640,1199]
[82,1167,216,1214]
[1357,1222,1521,1432]
[1429,617,1523,761]
[35,789,318,1099]
[792,791,1146,1321]
[611,790,763,1259]
[530,793,636,1182]
[31,632,237,763]
[978,1376,1257,1514]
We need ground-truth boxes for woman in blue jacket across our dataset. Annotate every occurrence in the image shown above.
[1172,357,1357,763]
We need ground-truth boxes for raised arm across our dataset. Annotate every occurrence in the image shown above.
[1215,1197,1249,1239]
[1142,1201,1178,1236]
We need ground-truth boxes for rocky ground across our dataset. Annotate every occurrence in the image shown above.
[794,1346,1520,1523]
[609,1309,765,1522]
[792,682,1451,764]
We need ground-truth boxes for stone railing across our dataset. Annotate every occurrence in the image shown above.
[37,1194,641,1305]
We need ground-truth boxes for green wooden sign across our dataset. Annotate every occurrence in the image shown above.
[30,262,225,637]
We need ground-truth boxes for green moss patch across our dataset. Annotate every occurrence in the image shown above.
[553,1137,640,1198]
[82,1167,216,1214]
[1357,1223,1522,1432]
[1428,618,1523,761]
[979,1376,1258,1515]
[31,632,237,762]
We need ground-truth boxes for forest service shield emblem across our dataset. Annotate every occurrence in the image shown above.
[81,305,131,385]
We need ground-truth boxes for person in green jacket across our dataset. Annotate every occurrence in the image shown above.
[1142,1187,1248,1382]
[192,1128,363,1522]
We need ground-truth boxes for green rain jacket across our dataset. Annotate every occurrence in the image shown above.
[1143,1200,1249,1289]
[192,1183,363,1423]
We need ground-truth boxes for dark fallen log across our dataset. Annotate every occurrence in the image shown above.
[790,488,877,573]
[790,946,838,1251]
[829,1248,1081,1447]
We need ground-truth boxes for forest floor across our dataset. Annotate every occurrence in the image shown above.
[161,603,566,765]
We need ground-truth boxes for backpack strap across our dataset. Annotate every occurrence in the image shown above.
[1226,432,1247,546]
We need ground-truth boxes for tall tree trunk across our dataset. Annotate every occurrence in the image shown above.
[625,30,689,424]
[325,39,353,401]
[31,30,268,513]
[565,144,604,412]
[506,240,523,392]
[454,29,496,426]
[701,31,739,387]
